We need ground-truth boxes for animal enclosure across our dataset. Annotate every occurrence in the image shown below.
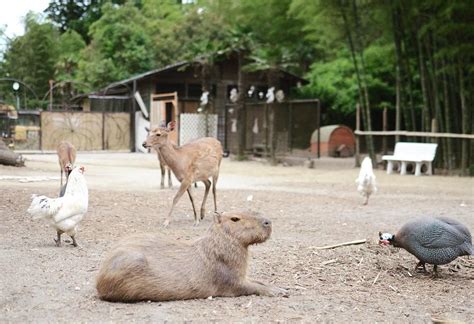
[225,99,320,155]
[1,154,472,322]
[40,112,130,151]
[310,125,356,157]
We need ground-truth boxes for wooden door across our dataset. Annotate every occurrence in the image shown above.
[150,92,179,144]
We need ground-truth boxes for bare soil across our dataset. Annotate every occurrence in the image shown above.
[1,153,473,323]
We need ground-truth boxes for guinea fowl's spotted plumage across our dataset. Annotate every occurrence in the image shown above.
[380,217,472,269]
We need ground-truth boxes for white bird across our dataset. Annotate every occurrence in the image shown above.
[200,91,209,107]
[230,88,239,103]
[355,157,377,205]
[27,166,88,247]
[266,87,275,103]
[247,85,255,98]
[275,89,285,103]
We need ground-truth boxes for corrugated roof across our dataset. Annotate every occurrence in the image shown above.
[102,56,307,92]
[105,61,189,90]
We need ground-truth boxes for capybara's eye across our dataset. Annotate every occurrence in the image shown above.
[231,217,240,222]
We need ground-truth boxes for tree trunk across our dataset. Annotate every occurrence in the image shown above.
[398,2,417,132]
[236,52,247,158]
[339,1,375,162]
[426,32,447,168]
[391,4,403,141]
[458,64,469,175]
[351,0,376,163]
[416,29,431,133]
[442,57,454,169]
[0,140,25,167]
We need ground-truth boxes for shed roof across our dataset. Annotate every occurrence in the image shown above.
[102,54,307,93]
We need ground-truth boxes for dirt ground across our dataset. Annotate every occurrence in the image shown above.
[1,153,473,323]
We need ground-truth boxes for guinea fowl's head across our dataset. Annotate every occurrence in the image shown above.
[379,232,395,246]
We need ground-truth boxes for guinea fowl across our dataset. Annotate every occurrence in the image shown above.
[379,217,472,275]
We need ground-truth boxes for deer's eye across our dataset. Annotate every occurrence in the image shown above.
[231,217,240,222]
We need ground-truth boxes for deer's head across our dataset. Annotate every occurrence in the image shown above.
[142,121,175,148]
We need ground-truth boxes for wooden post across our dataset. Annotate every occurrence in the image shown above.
[130,79,137,152]
[264,103,268,156]
[288,101,293,153]
[355,103,361,167]
[382,107,387,155]
[48,80,54,111]
[269,103,276,165]
[316,99,321,159]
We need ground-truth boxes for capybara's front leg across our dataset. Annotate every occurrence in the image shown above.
[236,280,288,297]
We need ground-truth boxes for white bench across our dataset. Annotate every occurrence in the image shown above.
[382,142,438,176]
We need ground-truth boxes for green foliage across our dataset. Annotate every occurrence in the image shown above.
[44,0,134,43]
[1,13,59,104]
[77,2,154,88]
[56,30,86,82]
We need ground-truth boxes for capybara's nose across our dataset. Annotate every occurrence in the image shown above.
[142,141,147,148]
[262,219,272,228]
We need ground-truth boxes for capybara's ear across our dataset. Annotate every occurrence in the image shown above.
[213,212,222,224]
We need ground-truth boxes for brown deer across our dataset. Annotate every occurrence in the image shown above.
[143,122,223,227]
[56,141,76,189]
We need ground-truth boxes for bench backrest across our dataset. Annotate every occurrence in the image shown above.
[393,142,438,161]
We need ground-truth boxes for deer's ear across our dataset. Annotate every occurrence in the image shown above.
[167,121,176,131]
[213,212,222,224]
[145,126,150,132]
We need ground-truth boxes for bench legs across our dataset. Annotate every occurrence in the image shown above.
[415,162,422,176]
[400,161,407,175]
[386,160,433,176]
[386,161,394,174]
[426,162,433,175]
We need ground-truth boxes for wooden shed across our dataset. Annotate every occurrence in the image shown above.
[310,125,355,157]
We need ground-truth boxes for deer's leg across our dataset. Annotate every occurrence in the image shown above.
[164,180,191,228]
[200,180,211,220]
[60,169,63,188]
[186,187,198,225]
[212,175,218,212]
[167,168,173,188]
[159,164,166,189]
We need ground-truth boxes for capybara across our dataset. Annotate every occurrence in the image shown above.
[96,211,286,302]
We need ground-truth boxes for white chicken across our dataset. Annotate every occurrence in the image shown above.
[355,157,377,205]
[27,166,88,247]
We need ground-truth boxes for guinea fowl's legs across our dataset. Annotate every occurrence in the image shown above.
[414,261,427,273]
[54,230,63,247]
[431,265,439,278]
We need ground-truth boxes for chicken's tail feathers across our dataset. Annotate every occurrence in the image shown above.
[27,195,58,220]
